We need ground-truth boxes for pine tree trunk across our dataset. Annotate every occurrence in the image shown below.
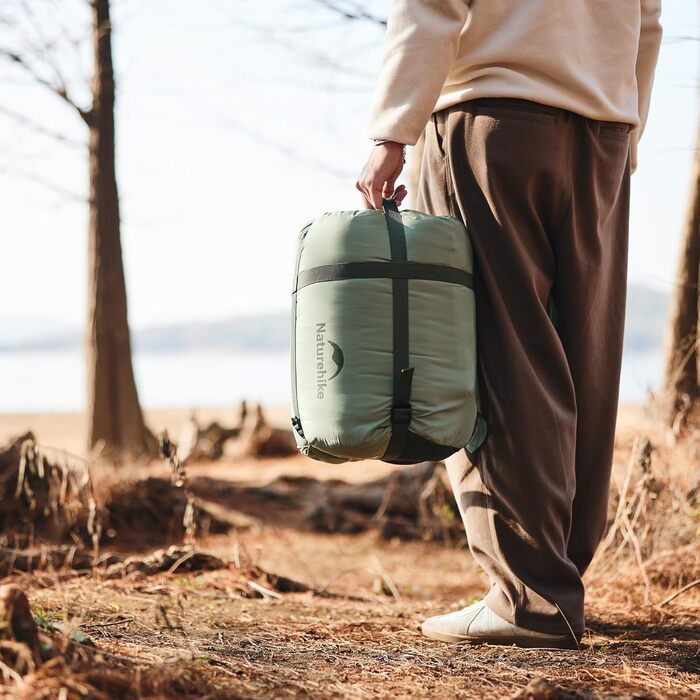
[85,0,155,462]
[661,120,700,427]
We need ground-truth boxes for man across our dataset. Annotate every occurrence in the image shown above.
[356,1,662,649]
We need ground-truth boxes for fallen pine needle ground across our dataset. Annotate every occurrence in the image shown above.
[0,405,697,699]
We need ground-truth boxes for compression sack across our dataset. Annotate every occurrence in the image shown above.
[290,198,486,465]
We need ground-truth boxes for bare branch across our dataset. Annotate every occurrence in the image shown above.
[311,0,387,26]
[212,111,353,182]
[0,47,92,124]
[0,104,85,148]
[11,0,90,104]
[0,163,85,202]
[664,36,700,44]
[228,17,374,80]
[47,0,92,88]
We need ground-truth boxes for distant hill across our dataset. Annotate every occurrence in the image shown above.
[0,316,78,346]
[0,311,290,354]
[0,284,670,355]
[133,312,290,353]
[624,283,670,353]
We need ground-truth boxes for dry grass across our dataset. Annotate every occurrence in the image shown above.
[1,551,697,699]
[0,405,698,699]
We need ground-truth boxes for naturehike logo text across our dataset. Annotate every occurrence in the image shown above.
[315,322,344,398]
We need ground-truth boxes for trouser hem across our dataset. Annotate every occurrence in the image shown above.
[484,589,583,639]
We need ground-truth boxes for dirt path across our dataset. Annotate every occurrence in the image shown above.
[1,403,698,698]
[11,526,698,698]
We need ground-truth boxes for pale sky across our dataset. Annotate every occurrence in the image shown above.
[1,0,698,335]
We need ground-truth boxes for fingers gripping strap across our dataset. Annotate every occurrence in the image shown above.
[383,198,407,262]
[381,198,413,461]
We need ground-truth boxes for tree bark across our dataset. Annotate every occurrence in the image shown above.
[662,120,700,427]
[85,0,155,462]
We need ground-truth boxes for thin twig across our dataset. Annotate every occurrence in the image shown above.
[246,580,282,600]
[0,104,84,147]
[372,556,401,602]
[82,617,134,629]
[659,579,700,607]
[622,512,651,604]
[0,658,25,689]
[166,550,195,576]
[0,47,91,123]
[312,0,387,26]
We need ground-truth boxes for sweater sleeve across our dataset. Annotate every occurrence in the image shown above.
[367,0,471,145]
[630,0,663,172]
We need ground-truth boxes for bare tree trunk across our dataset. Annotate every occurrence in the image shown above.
[85,0,155,462]
[662,120,700,427]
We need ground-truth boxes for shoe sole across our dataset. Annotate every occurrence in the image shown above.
[421,626,578,650]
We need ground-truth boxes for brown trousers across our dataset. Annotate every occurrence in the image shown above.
[416,98,631,638]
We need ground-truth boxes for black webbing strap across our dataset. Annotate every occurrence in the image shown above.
[295,261,474,291]
[382,198,414,461]
[384,367,414,458]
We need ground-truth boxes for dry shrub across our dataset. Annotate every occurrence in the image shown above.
[98,475,231,550]
[589,435,699,598]
[646,542,700,590]
[0,433,239,557]
[237,403,297,458]
[0,435,97,549]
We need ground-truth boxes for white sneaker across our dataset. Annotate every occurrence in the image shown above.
[421,601,577,649]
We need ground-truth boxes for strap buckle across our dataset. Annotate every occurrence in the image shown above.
[291,416,305,439]
[391,404,412,427]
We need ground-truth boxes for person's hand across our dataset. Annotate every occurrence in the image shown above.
[355,142,408,209]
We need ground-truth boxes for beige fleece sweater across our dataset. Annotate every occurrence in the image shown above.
[367,0,662,170]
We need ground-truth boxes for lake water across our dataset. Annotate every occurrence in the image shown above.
[0,349,663,413]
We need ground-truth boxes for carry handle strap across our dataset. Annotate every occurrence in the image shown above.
[382,197,407,266]
[380,197,413,461]
[382,197,400,214]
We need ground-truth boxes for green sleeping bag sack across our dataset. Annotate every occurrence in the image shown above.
[290,198,486,465]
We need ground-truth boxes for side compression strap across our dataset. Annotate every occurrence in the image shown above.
[295,261,474,291]
[382,198,413,461]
